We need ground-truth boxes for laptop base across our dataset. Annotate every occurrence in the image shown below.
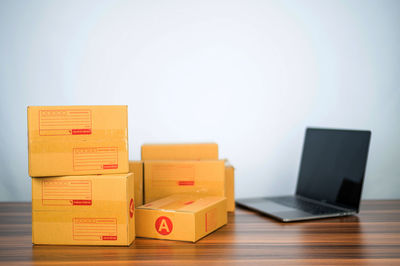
[236,196,356,222]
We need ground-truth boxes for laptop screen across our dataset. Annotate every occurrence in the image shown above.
[296,128,371,211]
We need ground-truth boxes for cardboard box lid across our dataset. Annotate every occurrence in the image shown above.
[141,143,218,160]
[138,194,226,213]
[142,143,216,147]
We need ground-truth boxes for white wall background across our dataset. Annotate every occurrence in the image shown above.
[0,0,399,201]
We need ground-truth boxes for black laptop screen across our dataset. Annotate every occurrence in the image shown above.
[295,128,371,211]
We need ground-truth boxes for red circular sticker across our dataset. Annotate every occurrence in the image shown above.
[129,198,134,218]
[155,216,173,235]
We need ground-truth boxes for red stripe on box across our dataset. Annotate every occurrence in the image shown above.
[103,164,118,169]
[178,181,195,186]
[102,236,117,240]
[71,129,92,135]
[72,200,92,206]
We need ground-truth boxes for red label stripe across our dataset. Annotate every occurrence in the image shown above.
[103,164,118,169]
[102,236,117,240]
[178,181,195,186]
[71,129,92,135]
[72,200,92,206]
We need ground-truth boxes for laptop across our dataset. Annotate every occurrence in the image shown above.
[236,127,371,222]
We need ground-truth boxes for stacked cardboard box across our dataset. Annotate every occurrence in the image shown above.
[136,143,235,242]
[136,194,227,242]
[140,143,235,211]
[28,106,135,246]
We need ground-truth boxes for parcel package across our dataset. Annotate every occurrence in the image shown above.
[27,105,129,177]
[144,160,225,203]
[225,161,235,212]
[136,194,227,242]
[129,160,143,207]
[32,173,135,246]
[141,143,218,160]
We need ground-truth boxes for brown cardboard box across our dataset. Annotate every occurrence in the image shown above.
[129,160,144,207]
[144,160,225,203]
[27,105,129,177]
[136,194,227,242]
[32,173,135,246]
[225,161,235,212]
[141,143,218,160]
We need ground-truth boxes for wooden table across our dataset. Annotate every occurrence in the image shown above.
[0,201,399,265]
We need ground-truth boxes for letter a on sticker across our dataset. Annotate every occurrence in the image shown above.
[159,219,169,232]
[155,216,173,235]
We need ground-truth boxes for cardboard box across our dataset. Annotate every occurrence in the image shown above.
[141,143,218,160]
[144,160,225,203]
[27,105,129,177]
[136,194,227,242]
[225,161,235,212]
[32,173,135,246]
[129,160,143,207]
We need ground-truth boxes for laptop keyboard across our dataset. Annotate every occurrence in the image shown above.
[269,196,344,215]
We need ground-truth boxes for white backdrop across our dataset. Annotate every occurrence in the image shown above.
[0,0,399,201]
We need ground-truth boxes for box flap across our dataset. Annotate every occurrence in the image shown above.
[138,194,226,213]
[141,143,218,160]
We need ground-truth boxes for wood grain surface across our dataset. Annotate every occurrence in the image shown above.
[0,200,399,265]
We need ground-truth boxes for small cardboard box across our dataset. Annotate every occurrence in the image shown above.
[225,161,235,212]
[144,160,225,203]
[129,160,144,207]
[136,194,227,242]
[32,173,135,246]
[141,143,218,160]
[27,105,129,177]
